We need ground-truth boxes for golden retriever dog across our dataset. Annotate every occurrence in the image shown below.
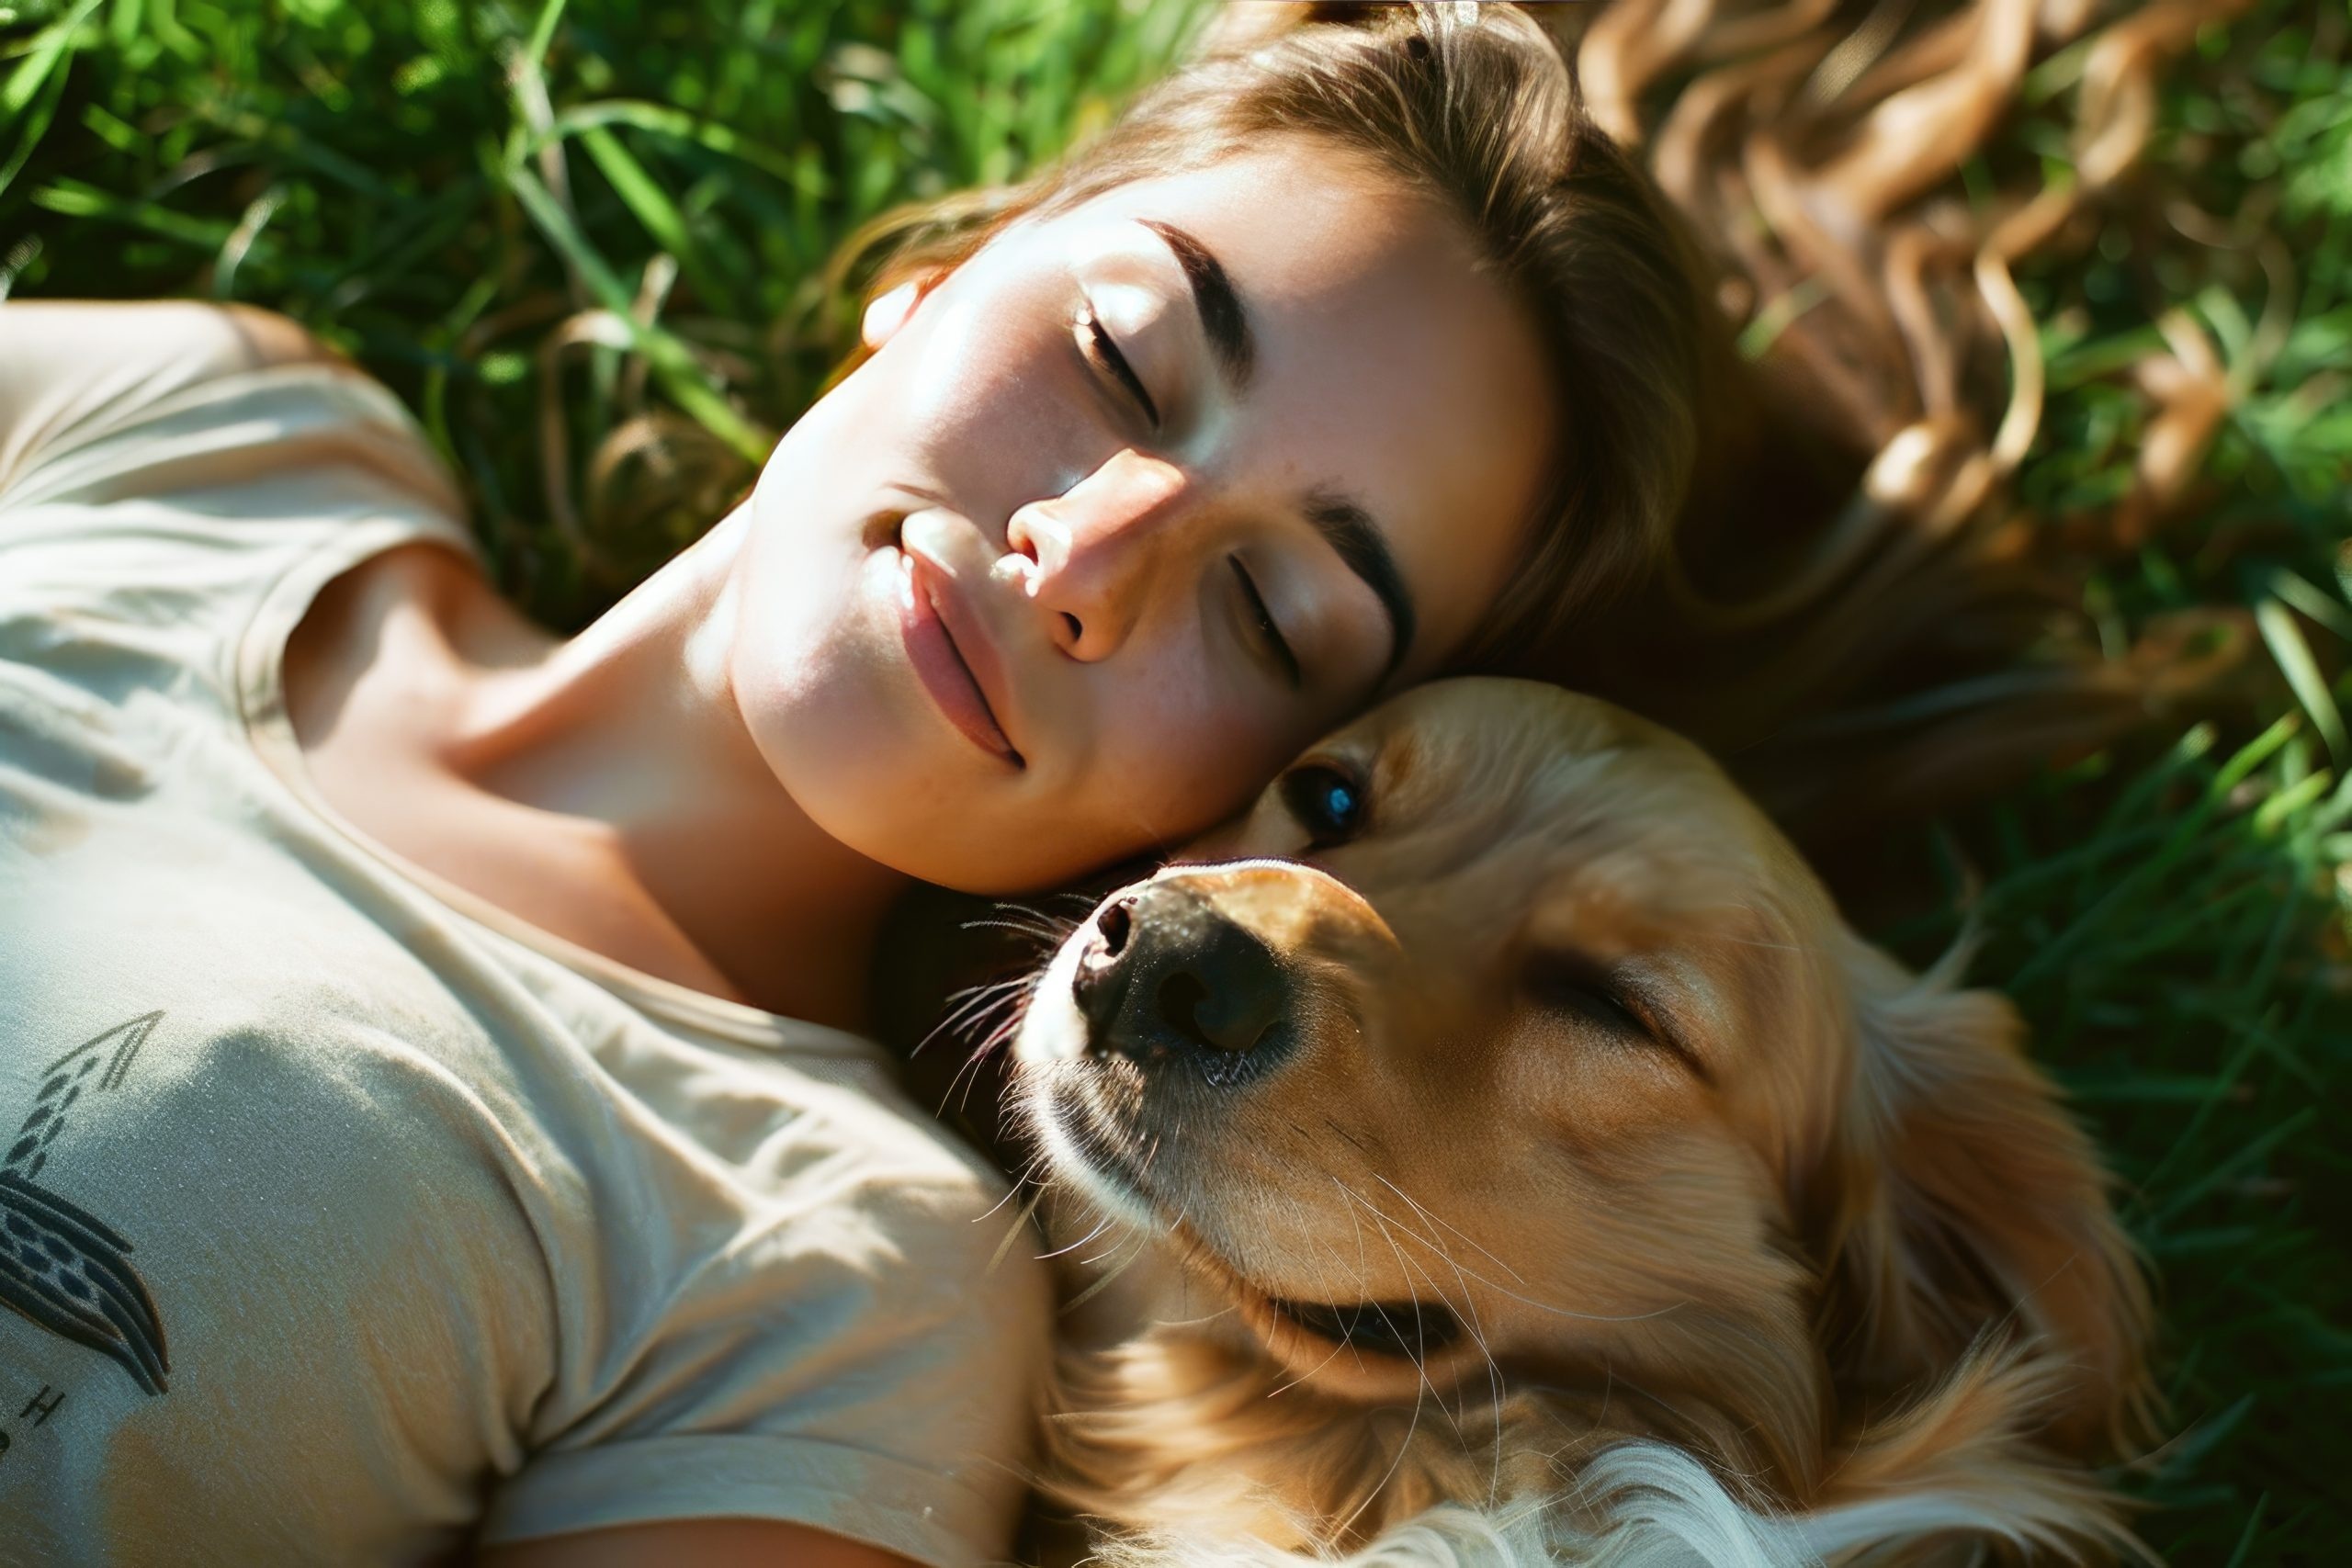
[1004,678,2153,1567]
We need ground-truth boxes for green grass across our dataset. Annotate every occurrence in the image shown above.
[0,0,1202,619]
[4,0,2347,1558]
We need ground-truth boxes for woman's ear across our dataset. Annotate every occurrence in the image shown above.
[859,274,937,353]
[1813,938,2155,1460]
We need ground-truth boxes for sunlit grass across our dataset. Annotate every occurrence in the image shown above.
[4,0,2346,1557]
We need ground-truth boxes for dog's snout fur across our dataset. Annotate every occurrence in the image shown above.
[1073,881,1292,1083]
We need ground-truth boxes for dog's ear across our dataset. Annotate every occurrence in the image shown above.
[1809,938,2154,1459]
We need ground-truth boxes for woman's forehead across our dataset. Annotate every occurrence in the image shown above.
[1078,143,1444,295]
[1058,142,1559,675]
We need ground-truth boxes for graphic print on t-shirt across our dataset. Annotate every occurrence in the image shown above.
[0,1012,170,1396]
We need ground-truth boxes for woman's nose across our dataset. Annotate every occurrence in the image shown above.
[1004,448,1193,661]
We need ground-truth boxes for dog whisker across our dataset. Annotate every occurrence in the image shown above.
[958,1011,1031,1117]
[984,1185,1049,1278]
[928,970,1046,1121]
[972,1151,1051,1226]
[922,987,1025,1062]
[1367,1185,1514,1466]
[1076,1229,1140,1271]
[1329,1211,1441,1544]
[1369,1171,1528,1287]
[1363,1213,1472,1431]
[1261,1186,1391,1399]
[956,916,1062,943]
[1326,1182,1456,1270]
[912,974,1023,1059]
[1061,1227,1159,1313]
[960,899,1082,952]
[1332,1180,1686,1326]
[1261,1329,1361,1399]
[1339,1172,1512,1472]
[935,1019,1012,1118]
[1317,1170,1533,1495]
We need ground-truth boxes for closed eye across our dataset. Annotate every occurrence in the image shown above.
[1229,558,1303,688]
[1522,953,1706,1078]
[1077,307,1159,432]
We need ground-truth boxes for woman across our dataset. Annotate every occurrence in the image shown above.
[0,6,1741,1564]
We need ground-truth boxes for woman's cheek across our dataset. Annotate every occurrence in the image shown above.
[899,285,1099,521]
[1089,682,1296,854]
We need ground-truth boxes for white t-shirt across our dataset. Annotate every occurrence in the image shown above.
[0,302,1051,1565]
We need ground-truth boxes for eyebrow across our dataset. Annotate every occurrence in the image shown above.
[1140,219,1254,393]
[1306,490,1417,684]
[1140,218,1418,682]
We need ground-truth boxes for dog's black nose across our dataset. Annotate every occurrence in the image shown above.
[1071,883,1291,1082]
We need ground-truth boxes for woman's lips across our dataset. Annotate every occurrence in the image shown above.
[897,551,1023,767]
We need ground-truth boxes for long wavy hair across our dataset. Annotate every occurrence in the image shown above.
[1555,0,2252,841]
[835,2,1747,677]
[826,0,2243,850]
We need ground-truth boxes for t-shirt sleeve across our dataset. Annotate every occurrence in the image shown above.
[0,297,476,711]
[477,1152,1057,1568]
[0,296,466,540]
[0,299,341,498]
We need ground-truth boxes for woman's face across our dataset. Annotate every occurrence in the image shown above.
[728,137,1558,892]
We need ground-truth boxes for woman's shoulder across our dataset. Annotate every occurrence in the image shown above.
[3,299,359,483]
[0,296,469,547]
[0,299,480,725]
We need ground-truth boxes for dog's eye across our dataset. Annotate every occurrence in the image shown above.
[1279,762,1367,848]
[1522,953,1650,1039]
[1521,955,1706,1077]
[1269,1296,1463,1360]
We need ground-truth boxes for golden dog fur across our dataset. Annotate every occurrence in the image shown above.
[1009,678,2152,1566]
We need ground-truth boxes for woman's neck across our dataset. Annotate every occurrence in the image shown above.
[288,505,906,1032]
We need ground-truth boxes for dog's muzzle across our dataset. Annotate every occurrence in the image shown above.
[1070,881,1294,1087]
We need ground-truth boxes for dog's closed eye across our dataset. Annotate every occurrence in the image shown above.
[1268,1296,1464,1360]
[1522,954,1704,1079]
[1521,953,1647,1034]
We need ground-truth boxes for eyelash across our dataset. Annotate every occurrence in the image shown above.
[1077,304,1300,692]
[1077,307,1160,432]
[1229,557,1303,689]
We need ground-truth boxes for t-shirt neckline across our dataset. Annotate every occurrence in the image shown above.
[235,522,885,1059]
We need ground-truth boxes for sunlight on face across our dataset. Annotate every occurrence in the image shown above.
[728,136,1560,892]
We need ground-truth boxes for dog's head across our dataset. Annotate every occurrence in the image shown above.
[1013,678,2149,1540]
